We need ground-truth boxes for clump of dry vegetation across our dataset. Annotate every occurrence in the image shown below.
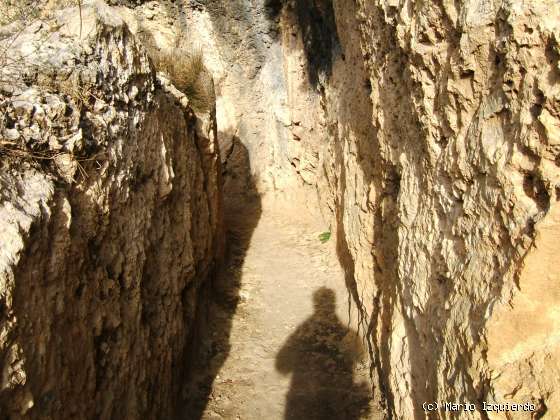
[148,42,213,113]
[0,1,40,88]
[0,0,78,27]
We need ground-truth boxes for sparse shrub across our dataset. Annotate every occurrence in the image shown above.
[0,0,93,178]
[0,0,79,27]
[0,1,40,88]
[148,45,213,113]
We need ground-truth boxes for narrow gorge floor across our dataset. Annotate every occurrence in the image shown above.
[180,198,383,420]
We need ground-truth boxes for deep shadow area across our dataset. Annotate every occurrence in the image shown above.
[176,138,262,419]
[275,288,372,420]
[265,0,340,86]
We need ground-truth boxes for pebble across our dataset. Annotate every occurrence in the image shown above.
[3,129,20,141]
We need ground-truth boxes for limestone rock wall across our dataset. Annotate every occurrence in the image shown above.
[2,0,558,418]
[0,3,222,419]
[275,0,560,418]
[110,0,315,207]
[152,0,559,416]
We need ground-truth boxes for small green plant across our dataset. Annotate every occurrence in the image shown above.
[318,230,331,244]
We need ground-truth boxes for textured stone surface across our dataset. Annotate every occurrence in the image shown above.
[203,0,560,417]
[278,0,560,417]
[137,0,559,417]
[0,2,222,419]
[112,0,295,195]
[1,0,559,418]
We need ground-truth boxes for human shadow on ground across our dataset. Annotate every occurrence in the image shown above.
[276,287,372,420]
[177,137,262,419]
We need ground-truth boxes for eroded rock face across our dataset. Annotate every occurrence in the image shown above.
[134,0,559,417]
[0,3,222,419]
[275,0,560,417]
[1,0,558,418]
[122,0,308,197]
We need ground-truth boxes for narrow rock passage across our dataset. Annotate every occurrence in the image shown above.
[180,197,383,420]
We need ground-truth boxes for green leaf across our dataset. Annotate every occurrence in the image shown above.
[318,231,331,244]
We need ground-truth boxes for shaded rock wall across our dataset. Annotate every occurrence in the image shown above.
[113,0,308,202]
[0,3,222,419]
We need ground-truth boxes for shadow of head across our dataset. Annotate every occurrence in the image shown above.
[312,287,336,316]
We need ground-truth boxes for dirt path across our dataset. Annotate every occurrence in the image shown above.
[180,197,384,420]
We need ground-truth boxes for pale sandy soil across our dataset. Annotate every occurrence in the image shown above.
[179,196,385,420]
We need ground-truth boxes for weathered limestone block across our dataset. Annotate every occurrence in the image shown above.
[265,0,560,417]
[0,2,222,419]
[307,0,560,417]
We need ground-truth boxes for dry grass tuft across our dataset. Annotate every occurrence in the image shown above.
[149,45,213,113]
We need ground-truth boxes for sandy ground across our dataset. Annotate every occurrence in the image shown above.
[179,196,385,419]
